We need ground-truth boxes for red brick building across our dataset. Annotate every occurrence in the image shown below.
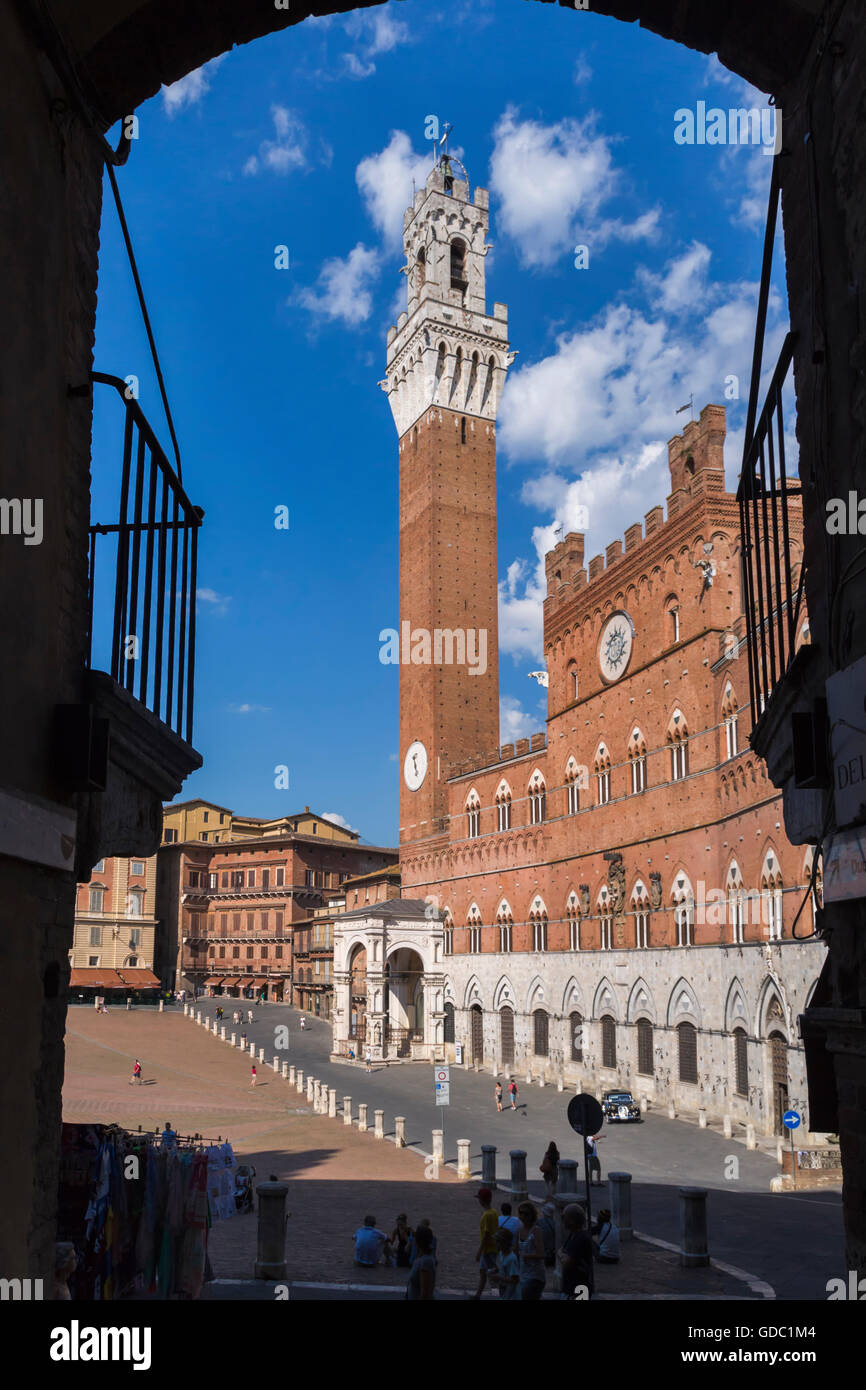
[157,814,396,1001]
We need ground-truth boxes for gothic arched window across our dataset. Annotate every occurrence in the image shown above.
[628,727,647,794]
[450,237,467,290]
[533,1008,549,1057]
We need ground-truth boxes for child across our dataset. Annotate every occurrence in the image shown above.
[250,1065,257,1087]
[491,1227,520,1299]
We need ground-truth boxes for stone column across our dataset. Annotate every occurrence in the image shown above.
[509,1149,528,1201]
[457,1138,471,1179]
[746,1123,757,1150]
[328,1088,337,1118]
[679,1187,709,1267]
[722,1115,732,1139]
[557,1158,578,1195]
[358,1103,368,1133]
[481,1145,497,1189]
[432,1130,444,1166]
[395,1116,406,1147]
[343,1097,352,1126]
[254,1181,289,1280]
[608,1172,633,1240]
[374,1109,384,1139]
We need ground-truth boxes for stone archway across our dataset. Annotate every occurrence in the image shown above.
[385,946,425,1057]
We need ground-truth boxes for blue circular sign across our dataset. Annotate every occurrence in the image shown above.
[783,1110,801,1129]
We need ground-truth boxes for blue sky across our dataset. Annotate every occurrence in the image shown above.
[91,0,789,847]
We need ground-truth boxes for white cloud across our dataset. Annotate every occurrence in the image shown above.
[489,107,659,268]
[340,8,410,78]
[500,694,542,743]
[638,241,712,315]
[321,811,359,834]
[196,587,231,616]
[573,54,593,85]
[243,106,309,177]
[296,243,380,326]
[161,56,224,116]
[228,702,271,714]
[356,131,432,248]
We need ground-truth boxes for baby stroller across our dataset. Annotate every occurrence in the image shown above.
[234,1165,256,1214]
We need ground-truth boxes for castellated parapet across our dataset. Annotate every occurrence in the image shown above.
[382,163,511,438]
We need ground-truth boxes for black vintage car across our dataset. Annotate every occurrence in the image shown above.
[601,1090,642,1122]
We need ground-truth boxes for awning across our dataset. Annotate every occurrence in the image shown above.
[117,969,161,988]
[70,968,125,988]
[249,977,268,988]
[203,976,225,986]
[220,977,241,987]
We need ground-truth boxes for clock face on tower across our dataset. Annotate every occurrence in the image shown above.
[598,612,635,683]
[403,740,428,791]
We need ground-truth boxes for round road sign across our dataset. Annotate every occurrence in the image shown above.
[567,1092,604,1137]
[783,1110,801,1129]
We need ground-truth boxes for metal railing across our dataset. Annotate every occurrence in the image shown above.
[736,160,804,727]
[88,373,204,743]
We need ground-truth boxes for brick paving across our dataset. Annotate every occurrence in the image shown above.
[62,1007,764,1298]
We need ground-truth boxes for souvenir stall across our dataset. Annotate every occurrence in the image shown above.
[57,1123,240,1300]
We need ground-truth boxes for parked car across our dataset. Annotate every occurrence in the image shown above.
[601,1090,642,1122]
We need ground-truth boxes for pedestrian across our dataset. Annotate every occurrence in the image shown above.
[129,1059,142,1086]
[540,1140,560,1197]
[365,1046,373,1073]
[593,1209,620,1264]
[247,1010,253,1025]
[498,1201,521,1238]
[559,1204,594,1299]
[250,1064,257,1087]
[390,1213,414,1268]
[353,1215,392,1267]
[508,1078,518,1110]
[125,997,131,1012]
[585,1133,603,1185]
[537,1200,558,1271]
[472,1187,499,1299]
[299,1016,306,1030]
[494,1080,503,1113]
[490,1226,520,1299]
[405,1223,437,1300]
[516,1201,547,1300]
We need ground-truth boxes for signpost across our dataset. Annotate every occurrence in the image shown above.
[783,1109,801,1189]
[567,1093,605,1225]
[435,1065,450,1173]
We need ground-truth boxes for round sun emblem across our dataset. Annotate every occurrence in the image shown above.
[599,612,634,683]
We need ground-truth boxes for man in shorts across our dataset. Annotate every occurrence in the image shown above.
[472,1187,499,1298]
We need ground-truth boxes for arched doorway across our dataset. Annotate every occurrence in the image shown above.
[769,1031,789,1135]
[385,948,425,1057]
[500,1006,514,1067]
[470,1003,484,1063]
[443,1001,455,1044]
[348,944,367,1046]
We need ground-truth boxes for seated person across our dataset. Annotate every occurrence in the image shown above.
[592,1208,620,1264]
[353,1215,392,1267]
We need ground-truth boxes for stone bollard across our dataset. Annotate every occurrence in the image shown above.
[537,1074,545,1087]
[746,1123,757,1150]
[231,1033,236,1047]
[608,1172,633,1240]
[557,1158,578,1195]
[197,1011,202,1024]
[698,1109,707,1129]
[395,1116,406,1148]
[358,1103,368,1133]
[218,1026,224,1040]
[556,1076,564,1092]
[640,1095,648,1114]
[328,1088,337,1119]
[343,1097,352,1126]
[254,1180,289,1280]
[473,1059,480,1072]
[775,1139,785,1166]
[259,1047,265,1063]
[295,1069,304,1091]
[288,1066,296,1086]
[432,1130,444,1169]
[679,1187,709,1267]
[374,1109,385,1139]
[307,1078,315,1103]
[481,1145,497,1189]
[668,1101,677,1119]
[457,1138,471,1179]
[723,1114,732,1139]
[159,999,164,1013]
[509,1149,528,1201]
[525,1070,533,1085]
[281,1061,288,1080]
[250,1043,257,1057]
[273,1055,280,1073]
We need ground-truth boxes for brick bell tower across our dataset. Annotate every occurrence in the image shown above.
[382,152,511,849]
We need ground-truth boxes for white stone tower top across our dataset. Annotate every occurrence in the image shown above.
[381,157,512,437]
